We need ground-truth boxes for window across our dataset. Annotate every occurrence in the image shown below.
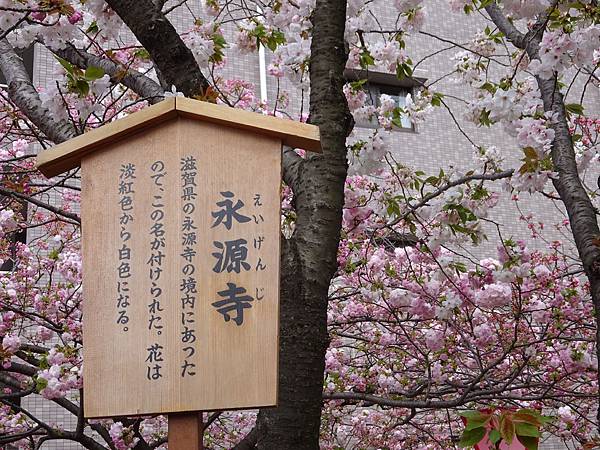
[345,68,425,132]
[361,83,413,130]
[373,231,419,250]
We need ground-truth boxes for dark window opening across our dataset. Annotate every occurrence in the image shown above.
[344,68,425,132]
[361,83,413,130]
[372,231,419,250]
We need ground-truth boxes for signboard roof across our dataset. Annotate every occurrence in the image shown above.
[36,97,321,177]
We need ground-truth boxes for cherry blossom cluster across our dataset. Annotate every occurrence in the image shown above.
[324,193,597,446]
[109,422,140,450]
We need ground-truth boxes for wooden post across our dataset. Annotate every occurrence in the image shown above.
[168,412,204,450]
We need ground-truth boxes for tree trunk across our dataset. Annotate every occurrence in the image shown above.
[104,0,210,97]
[486,4,600,427]
[252,0,353,448]
[537,75,600,426]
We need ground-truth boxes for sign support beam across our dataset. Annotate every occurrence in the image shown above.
[168,412,204,450]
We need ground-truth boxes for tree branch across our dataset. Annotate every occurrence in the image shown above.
[0,38,76,144]
[0,186,81,223]
[0,426,44,445]
[486,0,600,428]
[153,0,168,10]
[203,411,222,430]
[484,4,527,49]
[52,44,165,104]
[104,0,210,97]
[282,145,303,191]
[386,169,515,227]
[232,426,258,450]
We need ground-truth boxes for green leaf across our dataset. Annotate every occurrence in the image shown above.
[571,133,583,143]
[518,163,530,175]
[35,377,48,392]
[265,29,285,51]
[565,103,584,115]
[513,410,543,427]
[431,92,444,107]
[38,355,49,370]
[458,426,486,448]
[478,0,495,9]
[479,109,492,126]
[134,48,151,60]
[396,62,413,80]
[75,79,90,96]
[516,422,540,438]
[523,147,538,159]
[516,434,539,450]
[84,66,105,81]
[465,415,492,431]
[359,50,374,68]
[453,262,467,273]
[461,410,491,429]
[349,79,368,90]
[480,82,497,94]
[86,21,99,34]
[392,117,405,128]
[538,415,554,425]
[498,78,512,90]
[54,56,74,74]
[424,176,440,186]
[489,429,501,444]
[500,415,515,445]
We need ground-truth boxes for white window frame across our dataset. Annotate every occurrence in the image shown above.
[358,82,414,131]
[344,68,425,133]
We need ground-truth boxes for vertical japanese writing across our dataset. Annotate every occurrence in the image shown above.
[147,160,166,380]
[180,156,198,377]
[210,191,254,326]
[117,163,136,332]
[253,193,266,303]
[146,343,164,381]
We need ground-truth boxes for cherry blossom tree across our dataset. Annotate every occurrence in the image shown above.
[0,1,598,449]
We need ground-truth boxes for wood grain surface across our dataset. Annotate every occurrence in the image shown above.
[38,97,320,177]
[168,412,204,450]
[82,117,281,418]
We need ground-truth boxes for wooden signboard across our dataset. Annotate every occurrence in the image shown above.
[82,118,281,417]
[37,98,320,420]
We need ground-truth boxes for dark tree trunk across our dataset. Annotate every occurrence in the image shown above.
[104,0,210,97]
[252,0,353,448]
[486,4,600,427]
[537,75,600,426]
